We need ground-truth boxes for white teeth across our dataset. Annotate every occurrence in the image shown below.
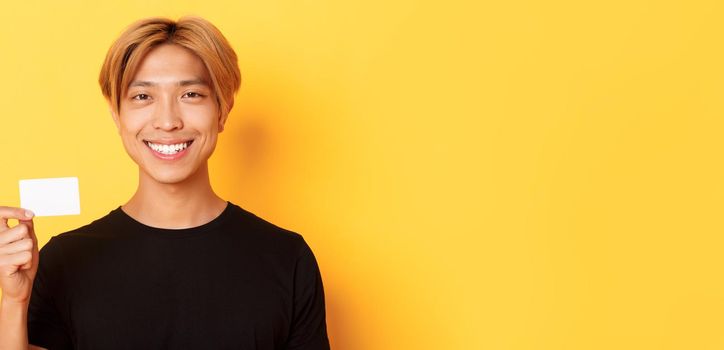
[146,141,190,155]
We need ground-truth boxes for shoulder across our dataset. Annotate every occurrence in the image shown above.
[225,202,310,256]
[39,207,124,254]
[57,209,121,240]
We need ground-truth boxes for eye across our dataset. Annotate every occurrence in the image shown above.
[182,92,203,98]
[132,93,150,101]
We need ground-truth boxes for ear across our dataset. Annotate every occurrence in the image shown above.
[109,106,121,133]
[218,111,229,133]
[218,100,233,133]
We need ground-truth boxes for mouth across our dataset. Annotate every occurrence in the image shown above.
[143,139,194,156]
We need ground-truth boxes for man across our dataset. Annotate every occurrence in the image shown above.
[0,16,330,349]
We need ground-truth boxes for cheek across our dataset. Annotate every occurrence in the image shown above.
[118,107,151,130]
[183,104,220,129]
[117,118,147,145]
[120,121,143,137]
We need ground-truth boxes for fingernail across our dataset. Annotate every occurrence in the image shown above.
[24,210,34,218]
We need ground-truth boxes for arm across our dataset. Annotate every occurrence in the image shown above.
[0,207,45,350]
[0,299,46,350]
[285,241,330,350]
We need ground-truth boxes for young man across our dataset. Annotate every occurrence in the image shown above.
[0,17,330,349]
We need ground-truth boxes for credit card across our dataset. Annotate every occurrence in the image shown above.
[19,177,81,217]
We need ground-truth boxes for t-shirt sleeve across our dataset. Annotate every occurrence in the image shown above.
[285,239,330,350]
[28,237,73,349]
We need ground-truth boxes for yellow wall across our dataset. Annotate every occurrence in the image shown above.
[1,0,723,349]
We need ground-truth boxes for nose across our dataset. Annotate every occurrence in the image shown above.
[152,96,183,131]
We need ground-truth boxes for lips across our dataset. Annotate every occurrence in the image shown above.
[143,140,194,160]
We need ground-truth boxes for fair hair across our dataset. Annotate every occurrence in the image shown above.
[99,16,241,117]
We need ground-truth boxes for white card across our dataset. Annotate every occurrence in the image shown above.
[19,177,81,217]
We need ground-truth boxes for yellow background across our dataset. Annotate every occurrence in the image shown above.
[1,0,723,349]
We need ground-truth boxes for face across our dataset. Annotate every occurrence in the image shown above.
[112,44,226,185]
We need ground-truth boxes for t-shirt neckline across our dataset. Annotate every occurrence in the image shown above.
[112,201,234,238]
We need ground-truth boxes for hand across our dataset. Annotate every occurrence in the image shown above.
[0,207,38,304]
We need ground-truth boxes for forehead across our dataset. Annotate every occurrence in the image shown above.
[131,44,211,83]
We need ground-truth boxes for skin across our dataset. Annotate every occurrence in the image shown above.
[0,208,38,349]
[0,43,231,349]
[114,43,229,227]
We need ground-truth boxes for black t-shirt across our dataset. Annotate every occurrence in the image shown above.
[27,202,330,349]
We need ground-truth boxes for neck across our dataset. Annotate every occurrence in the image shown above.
[122,163,227,229]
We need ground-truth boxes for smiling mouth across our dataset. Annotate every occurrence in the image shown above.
[143,140,194,155]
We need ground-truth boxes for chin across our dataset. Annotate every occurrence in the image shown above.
[152,174,191,185]
[142,166,200,185]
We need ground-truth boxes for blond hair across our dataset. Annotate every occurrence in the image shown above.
[99,16,241,117]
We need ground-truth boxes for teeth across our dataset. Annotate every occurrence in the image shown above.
[145,141,190,155]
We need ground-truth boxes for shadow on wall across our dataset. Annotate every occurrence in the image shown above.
[325,288,352,349]
[234,112,269,173]
[215,105,274,202]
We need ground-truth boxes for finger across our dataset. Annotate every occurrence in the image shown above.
[23,220,36,242]
[0,250,32,268]
[20,256,32,270]
[0,223,31,245]
[24,225,39,271]
[0,206,34,230]
[0,238,33,256]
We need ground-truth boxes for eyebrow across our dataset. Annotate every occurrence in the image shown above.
[128,79,209,88]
